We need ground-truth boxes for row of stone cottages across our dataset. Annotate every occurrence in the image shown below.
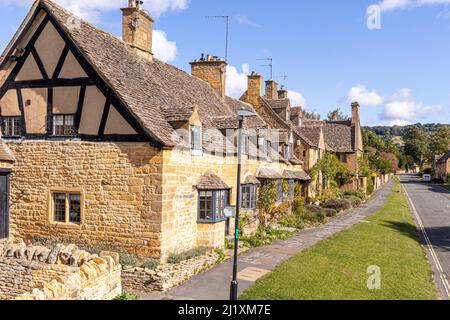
[0,0,366,261]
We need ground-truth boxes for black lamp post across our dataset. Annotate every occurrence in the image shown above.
[230,108,256,301]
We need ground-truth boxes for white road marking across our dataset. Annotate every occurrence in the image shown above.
[402,184,450,300]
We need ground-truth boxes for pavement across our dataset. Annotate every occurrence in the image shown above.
[137,180,393,301]
[400,174,450,300]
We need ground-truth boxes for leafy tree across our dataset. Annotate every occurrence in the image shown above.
[428,126,450,160]
[327,108,350,122]
[403,126,429,166]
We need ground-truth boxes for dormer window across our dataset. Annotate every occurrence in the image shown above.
[190,125,202,151]
[53,114,75,136]
[284,144,292,160]
[241,134,250,155]
[258,137,267,158]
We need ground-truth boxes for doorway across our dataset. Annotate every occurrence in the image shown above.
[0,173,10,239]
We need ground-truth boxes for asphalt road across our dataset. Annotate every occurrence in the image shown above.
[400,174,450,300]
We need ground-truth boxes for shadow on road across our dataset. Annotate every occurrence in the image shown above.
[384,221,450,253]
[398,174,450,196]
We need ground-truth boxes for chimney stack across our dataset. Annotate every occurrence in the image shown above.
[121,1,154,61]
[278,86,288,99]
[265,80,278,100]
[351,102,360,125]
[247,72,263,108]
[190,54,227,98]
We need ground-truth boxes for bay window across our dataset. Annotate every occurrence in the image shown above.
[198,189,229,222]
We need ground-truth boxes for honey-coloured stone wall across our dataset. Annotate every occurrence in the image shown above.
[7,140,163,259]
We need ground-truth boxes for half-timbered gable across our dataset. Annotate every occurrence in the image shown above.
[0,3,149,143]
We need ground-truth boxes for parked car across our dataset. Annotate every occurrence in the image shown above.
[422,174,432,182]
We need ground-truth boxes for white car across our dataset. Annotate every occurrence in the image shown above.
[422,174,432,182]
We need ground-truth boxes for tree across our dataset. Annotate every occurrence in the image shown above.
[428,126,450,160]
[327,108,350,122]
[403,126,429,166]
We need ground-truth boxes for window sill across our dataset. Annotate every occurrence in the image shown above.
[48,221,82,229]
[191,149,204,156]
[197,218,227,224]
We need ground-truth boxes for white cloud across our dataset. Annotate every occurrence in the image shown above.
[390,119,410,126]
[377,0,450,12]
[389,87,412,100]
[152,30,177,62]
[0,0,189,22]
[288,91,307,107]
[226,63,250,99]
[347,85,384,107]
[381,100,442,121]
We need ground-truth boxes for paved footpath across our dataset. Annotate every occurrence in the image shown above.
[137,181,393,300]
[400,174,450,300]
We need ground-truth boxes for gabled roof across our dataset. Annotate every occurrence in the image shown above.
[196,172,230,190]
[437,151,450,165]
[282,170,311,181]
[257,168,282,180]
[265,98,290,110]
[297,126,322,148]
[301,120,355,153]
[0,0,265,148]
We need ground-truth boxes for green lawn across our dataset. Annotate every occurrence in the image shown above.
[240,180,438,300]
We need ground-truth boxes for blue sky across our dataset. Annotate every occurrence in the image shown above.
[1,0,450,126]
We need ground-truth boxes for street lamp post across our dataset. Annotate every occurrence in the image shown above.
[230,109,256,301]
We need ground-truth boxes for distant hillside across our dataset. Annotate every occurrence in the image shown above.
[364,123,449,140]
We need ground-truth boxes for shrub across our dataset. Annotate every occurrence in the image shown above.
[343,190,366,200]
[322,198,352,211]
[242,227,294,248]
[119,254,139,267]
[214,248,226,263]
[168,247,208,264]
[344,195,362,207]
[114,292,141,300]
[323,208,338,217]
[142,258,159,270]
[305,204,323,214]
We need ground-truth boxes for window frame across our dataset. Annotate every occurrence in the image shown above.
[52,114,76,137]
[288,180,296,198]
[241,184,258,210]
[1,116,22,138]
[284,144,292,160]
[190,125,202,151]
[49,189,84,226]
[197,189,230,223]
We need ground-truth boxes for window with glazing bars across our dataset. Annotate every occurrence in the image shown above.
[241,184,258,210]
[198,190,229,221]
[2,117,21,137]
[53,114,75,136]
[52,192,81,224]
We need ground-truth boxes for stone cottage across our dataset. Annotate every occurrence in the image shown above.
[0,0,311,261]
[433,150,450,183]
[239,73,365,195]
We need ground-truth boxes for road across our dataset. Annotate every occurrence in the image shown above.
[400,174,450,300]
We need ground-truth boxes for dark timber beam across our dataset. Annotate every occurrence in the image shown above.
[52,45,69,79]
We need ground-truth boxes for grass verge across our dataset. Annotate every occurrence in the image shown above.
[240,179,438,300]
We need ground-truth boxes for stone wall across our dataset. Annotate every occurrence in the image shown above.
[0,243,121,300]
[8,140,163,259]
[122,251,219,293]
[159,148,299,261]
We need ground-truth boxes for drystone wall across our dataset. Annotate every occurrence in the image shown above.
[0,243,121,300]
[122,251,219,293]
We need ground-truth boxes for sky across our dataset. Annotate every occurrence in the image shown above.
[1,0,450,126]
